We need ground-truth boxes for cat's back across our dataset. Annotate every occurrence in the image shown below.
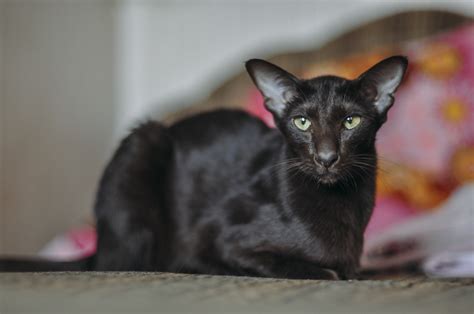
[166,109,281,217]
[168,109,278,165]
[168,109,271,142]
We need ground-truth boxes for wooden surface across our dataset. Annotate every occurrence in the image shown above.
[1,272,473,313]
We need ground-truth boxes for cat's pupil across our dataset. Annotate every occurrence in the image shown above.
[300,118,307,124]
[346,116,353,124]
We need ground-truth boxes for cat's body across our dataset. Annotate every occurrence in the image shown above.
[0,57,407,279]
[94,109,371,278]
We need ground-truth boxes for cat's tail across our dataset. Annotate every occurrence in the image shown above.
[0,254,95,272]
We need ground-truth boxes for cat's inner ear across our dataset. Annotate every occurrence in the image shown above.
[246,59,300,117]
[357,56,408,116]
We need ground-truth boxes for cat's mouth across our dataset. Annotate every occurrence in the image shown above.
[293,160,343,185]
[308,164,341,185]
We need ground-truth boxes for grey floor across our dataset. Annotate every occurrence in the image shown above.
[1,272,473,313]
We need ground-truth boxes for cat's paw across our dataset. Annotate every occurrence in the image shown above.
[322,268,340,280]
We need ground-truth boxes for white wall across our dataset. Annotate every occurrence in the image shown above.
[1,0,472,255]
[2,1,116,255]
[0,0,5,253]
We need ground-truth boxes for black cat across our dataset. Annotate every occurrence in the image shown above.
[0,56,407,279]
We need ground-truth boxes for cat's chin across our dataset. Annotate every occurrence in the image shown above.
[316,174,340,186]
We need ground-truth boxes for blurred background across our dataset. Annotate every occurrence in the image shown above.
[0,0,473,276]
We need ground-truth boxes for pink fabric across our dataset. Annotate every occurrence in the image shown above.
[364,197,415,237]
[38,225,96,260]
[246,90,275,127]
[377,25,474,179]
[68,226,97,256]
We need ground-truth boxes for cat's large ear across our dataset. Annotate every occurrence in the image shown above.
[246,59,300,118]
[356,56,408,120]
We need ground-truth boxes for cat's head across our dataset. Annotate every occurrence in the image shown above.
[246,56,408,185]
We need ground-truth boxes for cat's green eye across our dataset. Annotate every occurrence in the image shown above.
[343,116,361,130]
[293,116,311,131]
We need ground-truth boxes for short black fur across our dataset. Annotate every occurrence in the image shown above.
[0,56,408,279]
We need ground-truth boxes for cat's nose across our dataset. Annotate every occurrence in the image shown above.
[316,151,339,168]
